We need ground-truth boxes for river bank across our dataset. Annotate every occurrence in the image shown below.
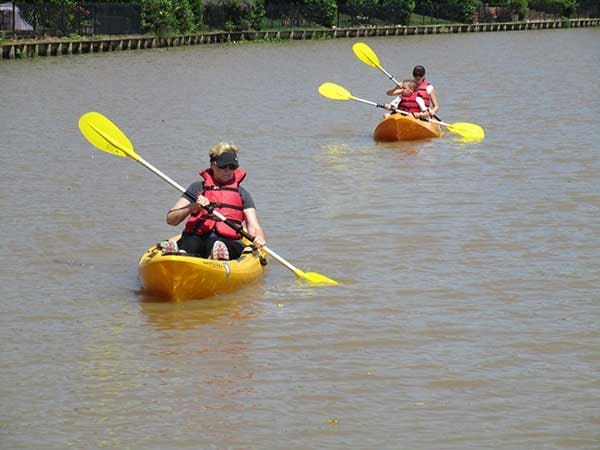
[1,17,598,60]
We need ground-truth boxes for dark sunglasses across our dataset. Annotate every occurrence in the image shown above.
[217,164,238,170]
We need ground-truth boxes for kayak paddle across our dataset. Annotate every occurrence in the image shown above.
[78,111,338,286]
[318,82,485,142]
[351,42,485,141]
[353,42,403,87]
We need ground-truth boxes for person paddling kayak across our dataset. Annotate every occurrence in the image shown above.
[164,143,266,260]
[383,79,429,120]
[386,65,440,120]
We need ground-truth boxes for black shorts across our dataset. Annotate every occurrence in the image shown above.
[178,233,246,259]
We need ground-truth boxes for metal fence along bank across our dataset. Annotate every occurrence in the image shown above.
[1,18,598,60]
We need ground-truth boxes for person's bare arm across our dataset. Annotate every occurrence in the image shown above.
[243,208,265,248]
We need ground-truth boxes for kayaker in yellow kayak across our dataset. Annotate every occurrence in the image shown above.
[165,143,266,260]
[386,65,440,120]
[383,80,429,119]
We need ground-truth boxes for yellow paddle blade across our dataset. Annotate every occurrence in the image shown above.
[79,112,139,160]
[318,82,353,101]
[446,122,485,141]
[352,42,382,70]
[294,269,339,286]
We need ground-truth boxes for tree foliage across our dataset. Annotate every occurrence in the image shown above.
[529,0,577,16]
[189,0,204,30]
[304,0,337,27]
[13,0,589,37]
[512,0,529,20]
[433,0,480,22]
[140,0,176,36]
[343,0,415,25]
[378,0,416,24]
[173,0,196,33]
[483,0,582,18]
[204,0,265,31]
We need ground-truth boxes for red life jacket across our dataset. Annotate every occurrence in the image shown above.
[415,79,432,108]
[183,168,246,239]
[399,91,423,113]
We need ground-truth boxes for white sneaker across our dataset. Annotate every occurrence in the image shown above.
[161,240,179,253]
[211,240,229,260]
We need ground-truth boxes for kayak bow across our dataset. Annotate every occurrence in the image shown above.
[138,237,267,301]
[374,114,443,142]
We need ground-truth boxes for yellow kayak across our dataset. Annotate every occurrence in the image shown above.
[374,114,443,142]
[138,236,267,301]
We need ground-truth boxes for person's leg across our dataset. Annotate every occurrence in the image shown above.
[178,234,212,258]
[209,238,245,260]
[220,238,245,260]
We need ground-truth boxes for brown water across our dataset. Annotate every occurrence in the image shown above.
[1,29,599,449]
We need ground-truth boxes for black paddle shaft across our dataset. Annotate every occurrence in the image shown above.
[183,190,255,242]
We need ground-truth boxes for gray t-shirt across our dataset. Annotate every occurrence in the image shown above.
[185,181,256,209]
